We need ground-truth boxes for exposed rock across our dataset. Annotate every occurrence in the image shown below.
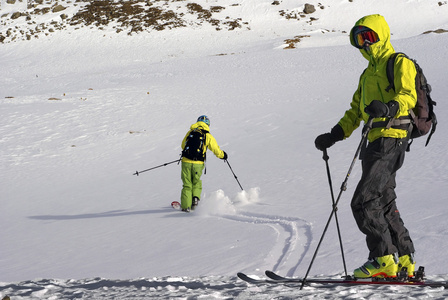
[284,35,311,49]
[303,4,316,14]
[423,28,448,34]
[11,12,22,19]
[52,5,66,13]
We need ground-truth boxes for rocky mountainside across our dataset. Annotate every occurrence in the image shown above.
[0,0,323,43]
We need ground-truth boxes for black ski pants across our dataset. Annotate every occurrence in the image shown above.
[351,137,415,259]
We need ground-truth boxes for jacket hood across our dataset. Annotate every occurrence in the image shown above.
[191,121,210,132]
[350,14,395,61]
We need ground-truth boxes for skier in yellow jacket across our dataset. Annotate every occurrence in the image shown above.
[180,115,227,212]
[315,15,416,278]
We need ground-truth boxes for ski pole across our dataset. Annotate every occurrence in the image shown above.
[133,158,182,176]
[323,148,348,278]
[300,117,373,290]
[225,159,244,191]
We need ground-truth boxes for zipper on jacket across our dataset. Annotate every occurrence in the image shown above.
[376,81,385,102]
[361,75,368,112]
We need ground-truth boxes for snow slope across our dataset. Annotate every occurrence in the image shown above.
[1,0,448,298]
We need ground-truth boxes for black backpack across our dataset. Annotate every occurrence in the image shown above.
[385,52,437,147]
[181,128,208,161]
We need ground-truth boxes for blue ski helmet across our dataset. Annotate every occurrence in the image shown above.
[197,115,210,126]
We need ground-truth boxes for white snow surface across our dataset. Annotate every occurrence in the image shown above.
[1,0,448,299]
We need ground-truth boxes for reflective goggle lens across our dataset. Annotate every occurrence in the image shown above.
[355,30,379,48]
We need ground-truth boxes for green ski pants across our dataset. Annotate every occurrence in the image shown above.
[181,161,205,209]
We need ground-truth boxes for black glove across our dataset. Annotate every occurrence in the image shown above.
[314,124,345,151]
[365,100,399,118]
[222,151,228,160]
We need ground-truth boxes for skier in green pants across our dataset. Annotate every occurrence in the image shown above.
[180,115,227,212]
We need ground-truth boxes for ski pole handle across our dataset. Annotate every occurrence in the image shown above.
[323,148,329,161]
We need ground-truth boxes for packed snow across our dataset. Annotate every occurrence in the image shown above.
[1,0,448,299]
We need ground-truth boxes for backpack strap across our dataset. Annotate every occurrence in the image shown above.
[370,52,414,135]
[371,117,412,130]
[385,52,406,93]
[197,128,209,162]
[424,93,437,146]
[200,129,209,173]
[201,129,209,150]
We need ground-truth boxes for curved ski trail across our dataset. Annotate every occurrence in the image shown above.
[219,211,312,277]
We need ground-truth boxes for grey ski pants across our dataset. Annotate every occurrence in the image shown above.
[351,137,415,259]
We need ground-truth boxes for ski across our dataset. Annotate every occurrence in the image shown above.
[238,269,448,288]
[171,201,194,212]
[265,270,448,287]
[171,201,181,210]
[237,272,277,284]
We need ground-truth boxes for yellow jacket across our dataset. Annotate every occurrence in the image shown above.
[181,121,225,164]
[339,14,417,142]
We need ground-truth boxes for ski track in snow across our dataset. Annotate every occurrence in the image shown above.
[219,211,312,277]
[196,188,314,277]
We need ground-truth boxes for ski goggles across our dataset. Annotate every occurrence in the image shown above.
[352,26,380,49]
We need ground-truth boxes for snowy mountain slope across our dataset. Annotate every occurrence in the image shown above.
[1,0,447,46]
[1,0,448,299]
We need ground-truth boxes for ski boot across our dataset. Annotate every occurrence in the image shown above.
[353,253,399,278]
[398,254,415,277]
[191,197,200,210]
